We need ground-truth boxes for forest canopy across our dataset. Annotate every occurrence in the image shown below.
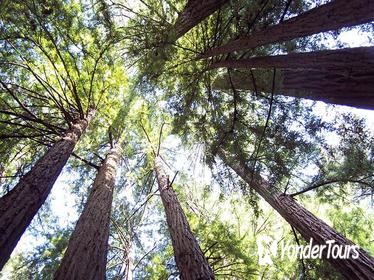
[0,0,374,279]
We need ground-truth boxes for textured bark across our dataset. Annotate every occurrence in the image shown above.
[209,46,374,71]
[54,144,121,280]
[282,69,374,110]
[213,68,374,110]
[174,0,229,39]
[0,116,91,270]
[202,0,374,57]
[154,156,214,280]
[219,150,374,279]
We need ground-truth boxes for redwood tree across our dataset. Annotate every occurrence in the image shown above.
[174,0,230,39]
[0,114,92,270]
[212,67,374,110]
[281,68,374,110]
[0,0,122,270]
[54,143,121,280]
[201,0,374,57]
[154,156,215,280]
[209,47,374,109]
[218,149,374,279]
[209,46,374,71]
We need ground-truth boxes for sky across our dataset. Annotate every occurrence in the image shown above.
[1,23,374,278]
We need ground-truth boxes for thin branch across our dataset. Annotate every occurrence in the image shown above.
[227,68,238,133]
[156,122,165,156]
[280,0,293,22]
[0,80,37,119]
[250,68,276,181]
[291,226,306,279]
[169,171,179,187]
[139,121,156,156]
[126,188,159,223]
[249,69,258,97]
[71,153,100,170]
[203,242,219,254]
[132,242,160,272]
[290,178,372,197]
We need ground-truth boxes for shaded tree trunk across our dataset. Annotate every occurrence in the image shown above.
[54,144,121,280]
[0,115,92,270]
[154,156,214,280]
[212,69,282,93]
[174,0,229,39]
[209,46,374,71]
[218,149,374,279]
[282,69,374,110]
[201,0,374,57]
[213,68,374,110]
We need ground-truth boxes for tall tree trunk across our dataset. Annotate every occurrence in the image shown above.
[174,0,229,39]
[154,156,214,280]
[212,68,374,110]
[201,0,374,57]
[218,149,374,279]
[282,69,374,110]
[54,144,121,280]
[118,240,133,280]
[0,115,92,270]
[209,46,374,71]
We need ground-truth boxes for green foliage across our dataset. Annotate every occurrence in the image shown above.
[0,0,128,194]
[328,206,374,255]
[1,0,374,279]
[4,229,70,280]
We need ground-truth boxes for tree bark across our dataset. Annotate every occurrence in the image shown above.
[54,144,121,280]
[212,68,374,110]
[174,0,229,39]
[209,46,374,71]
[282,69,374,110]
[201,0,374,57]
[218,149,374,280]
[0,115,92,271]
[154,156,214,280]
